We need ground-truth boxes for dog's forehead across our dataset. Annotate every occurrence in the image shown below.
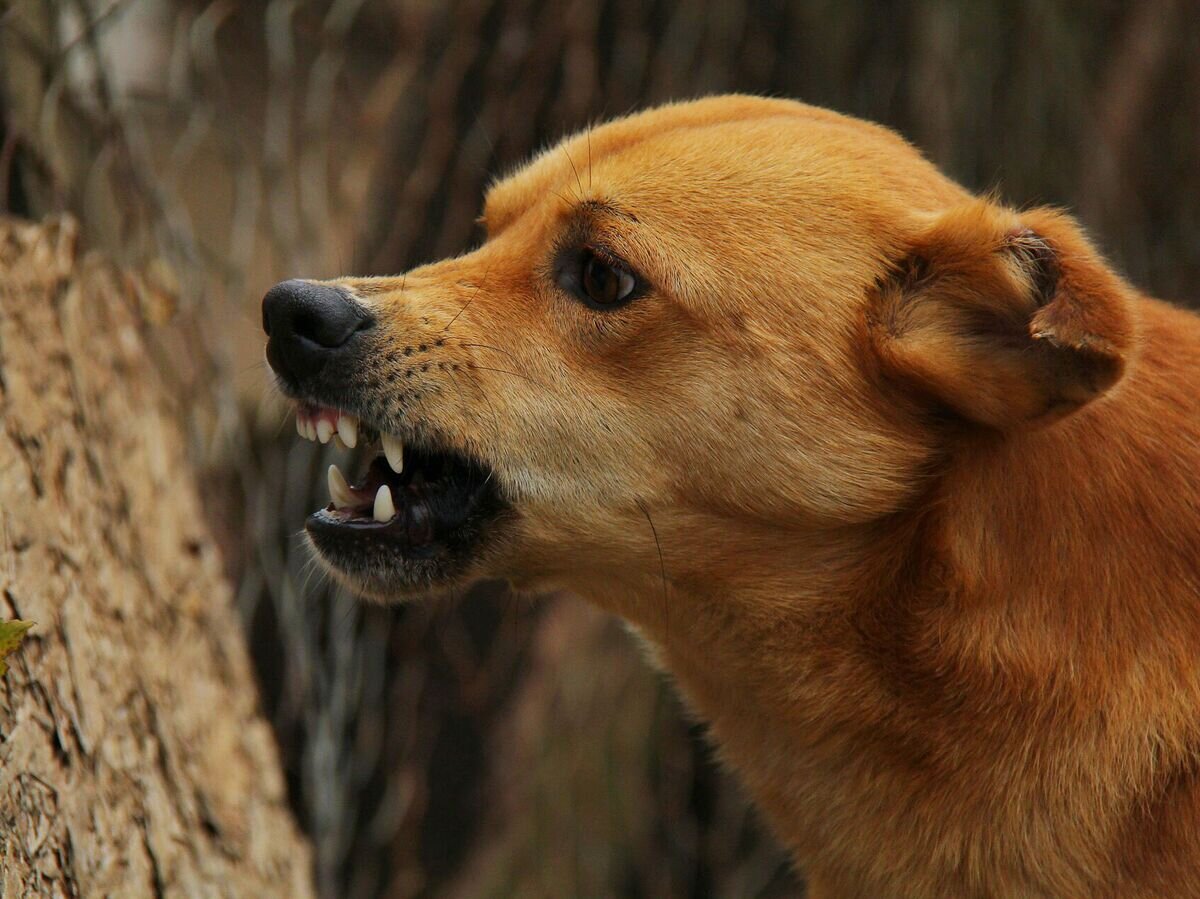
[483,96,953,236]
[483,97,808,232]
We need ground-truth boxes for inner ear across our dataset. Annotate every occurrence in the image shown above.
[1009,228,1059,302]
[868,202,1136,430]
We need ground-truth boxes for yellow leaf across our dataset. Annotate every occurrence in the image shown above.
[0,620,34,676]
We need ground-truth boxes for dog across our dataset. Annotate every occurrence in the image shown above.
[262,95,1200,898]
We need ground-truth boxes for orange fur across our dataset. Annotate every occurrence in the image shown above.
[318,96,1200,897]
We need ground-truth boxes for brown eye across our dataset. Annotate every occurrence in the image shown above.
[581,251,636,307]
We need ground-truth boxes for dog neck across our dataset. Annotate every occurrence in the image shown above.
[563,308,1200,887]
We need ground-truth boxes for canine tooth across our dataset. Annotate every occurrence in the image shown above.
[373,484,395,522]
[327,464,355,508]
[316,419,334,444]
[337,413,358,448]
[382,433,404,473]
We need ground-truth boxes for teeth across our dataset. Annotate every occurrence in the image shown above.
[337,413,358,448]
[381,433,404,473]
[373,484,395,522]
[327,464,355,508]
[296,409,361,446]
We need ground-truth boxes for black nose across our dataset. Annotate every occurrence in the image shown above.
[262,279,373,385]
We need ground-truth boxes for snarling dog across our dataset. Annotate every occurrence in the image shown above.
[262,96,1200,898]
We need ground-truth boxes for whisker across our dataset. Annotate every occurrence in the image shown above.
[447,369,502,447]
[465,365,551,390]
[473,380,509,448]
[635,498,669,646]
[563,146,585,201]
[273,409,294,440]
[440,336,523,366]
[443,263,493,334]
[298,549,329,598]
[337,588,360,629]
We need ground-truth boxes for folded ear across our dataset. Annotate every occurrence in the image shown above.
[868,200,1137,429]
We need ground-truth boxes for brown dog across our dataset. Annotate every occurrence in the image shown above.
[262,95,1200,898]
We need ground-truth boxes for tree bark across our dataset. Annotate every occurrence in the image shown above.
[0,216,314,898]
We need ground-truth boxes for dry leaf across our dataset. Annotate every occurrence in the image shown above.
[0,620,35,675]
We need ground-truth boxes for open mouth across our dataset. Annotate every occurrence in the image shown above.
[294,403,506,594]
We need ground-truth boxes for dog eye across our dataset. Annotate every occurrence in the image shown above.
[579,251,636,308]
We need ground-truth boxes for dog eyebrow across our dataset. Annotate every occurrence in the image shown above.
[578,198,639,224]
[480,195,637,240]
[552,199,642,258]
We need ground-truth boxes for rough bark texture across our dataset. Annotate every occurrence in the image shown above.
[0,216,314,898]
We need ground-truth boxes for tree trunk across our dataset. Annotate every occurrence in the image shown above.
[0,216,314,898]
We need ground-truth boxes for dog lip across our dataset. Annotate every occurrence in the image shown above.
[306,505,442,550]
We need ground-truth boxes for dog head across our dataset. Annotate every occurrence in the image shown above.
[262,96,1135,607]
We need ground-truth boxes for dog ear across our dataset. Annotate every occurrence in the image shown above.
[868,200,1136,429]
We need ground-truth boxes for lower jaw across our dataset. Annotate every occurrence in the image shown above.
[304,508,507,599]
[305,534,469,598]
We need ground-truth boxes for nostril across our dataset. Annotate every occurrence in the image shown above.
[262,279,375,385]
[298,307,372,348]
[262,279,373,349]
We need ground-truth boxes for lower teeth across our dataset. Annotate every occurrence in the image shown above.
[373,484,396,522]
[320,455,458,544]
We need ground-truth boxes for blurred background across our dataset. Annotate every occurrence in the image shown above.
[1,1,1196,896]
